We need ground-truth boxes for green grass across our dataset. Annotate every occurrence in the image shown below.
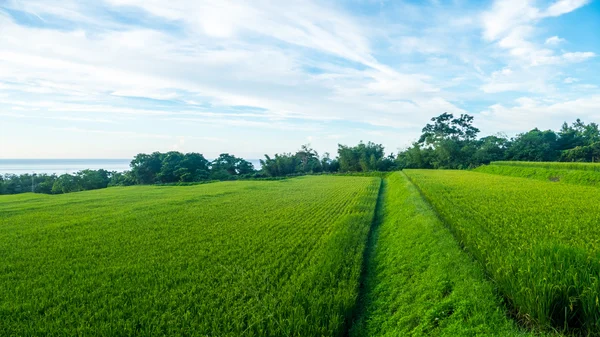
[0,176,380,336]
[491,161,600,172]
[350,172,541,337]
[405,170,600,335]
[475,163,600,187]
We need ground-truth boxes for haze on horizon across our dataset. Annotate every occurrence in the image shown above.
[0,0,599,160]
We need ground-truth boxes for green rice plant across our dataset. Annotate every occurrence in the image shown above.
[350,172,543,337]
[491,161,600,172]
[0,176,380,336]
[475,163,600,187]
[405,170,600,335]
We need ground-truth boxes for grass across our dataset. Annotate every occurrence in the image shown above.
[491,161,600,172]
[405,170,600,335]
[350,172,541,337]
[0,176,380,336]
[475,163,600,187]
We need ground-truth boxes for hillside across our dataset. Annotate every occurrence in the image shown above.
[475,161,600,186]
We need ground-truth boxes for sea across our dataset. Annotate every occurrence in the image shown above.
[0,159,263,175]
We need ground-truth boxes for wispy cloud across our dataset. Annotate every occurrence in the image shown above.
[481,0,593,66]
[0,0,598,158]
[545,36,566,45]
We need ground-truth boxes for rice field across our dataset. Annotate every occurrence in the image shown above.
[350,172,538,337]
[5,169,594,336]
[491,161,600,172]
[0,176,380,336]
[476,162,600,186]
[406,169,600,335]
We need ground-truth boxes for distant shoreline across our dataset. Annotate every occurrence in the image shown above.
[0,158,263,175]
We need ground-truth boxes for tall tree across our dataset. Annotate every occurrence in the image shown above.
[295,144,321,173]
[130,152,163,184]
[419,113,480,145]
[211,153,255,179]
[337,141,387,172]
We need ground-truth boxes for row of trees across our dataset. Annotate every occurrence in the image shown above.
[398,113,600,169]
[0,169,113,195]
[1,142,399,195]
[0,153,257,195]
[125,152,255,185]
[259,142,397,176]
[3,114,599,194]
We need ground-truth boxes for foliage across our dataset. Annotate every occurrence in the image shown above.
[418,112,480,145]
[130,151,212,184]
[321,152,340,173]
[0,176,380,336]
[107,170,137,186]
[557,119,600,151]
[560,142,600,162]
[406,169,600,335]
[351,172,540,337]
[210,153,255,179]
[260,153,301,176]
[337,141,395,172]
[0,170,116,195]
[260,144,344,177]
[399,113,483,169]
[51,173,83,194]
[505,129,560,162]
[399,114,600,169]
[0,173,57,194]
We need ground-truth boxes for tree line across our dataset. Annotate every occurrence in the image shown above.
[398,113,600,169]
[2,113,599,195]
[0,142,397,195]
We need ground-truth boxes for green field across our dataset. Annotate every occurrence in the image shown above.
[6,168,600,336]
[350,173,536,337]
[406,169,600,334]
[476,162,600,186]
[490,161,600,172]
[0,176,380,336]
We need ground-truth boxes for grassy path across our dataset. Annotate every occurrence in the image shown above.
[349,172,545,336]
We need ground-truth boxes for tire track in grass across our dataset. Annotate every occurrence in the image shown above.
[348,172,550,337]
[346,176,386,337]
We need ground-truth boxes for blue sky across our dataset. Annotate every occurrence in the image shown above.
[0,0,599,159]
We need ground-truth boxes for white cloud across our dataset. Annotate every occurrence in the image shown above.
[543,0,590,17]
[481,0,543,42]
[564,77,579,83]
[0,0,598,158]
[481,0,592,66]
[562,52,595,63]
[545,36,566,45]
[481,66,554,94]
[479,95,600,134]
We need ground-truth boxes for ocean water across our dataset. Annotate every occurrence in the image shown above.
[0,159,132,175]
[0,159,263,175]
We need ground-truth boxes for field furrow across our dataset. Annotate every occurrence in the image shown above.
[405,169,600,335]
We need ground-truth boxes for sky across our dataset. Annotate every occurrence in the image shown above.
[0,0,599,159]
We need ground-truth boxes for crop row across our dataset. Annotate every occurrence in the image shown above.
[0,176,380,336]
[491,161,600,172]
[405,170,600,334]
[476,162,600,187]
[351,172,538,337]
